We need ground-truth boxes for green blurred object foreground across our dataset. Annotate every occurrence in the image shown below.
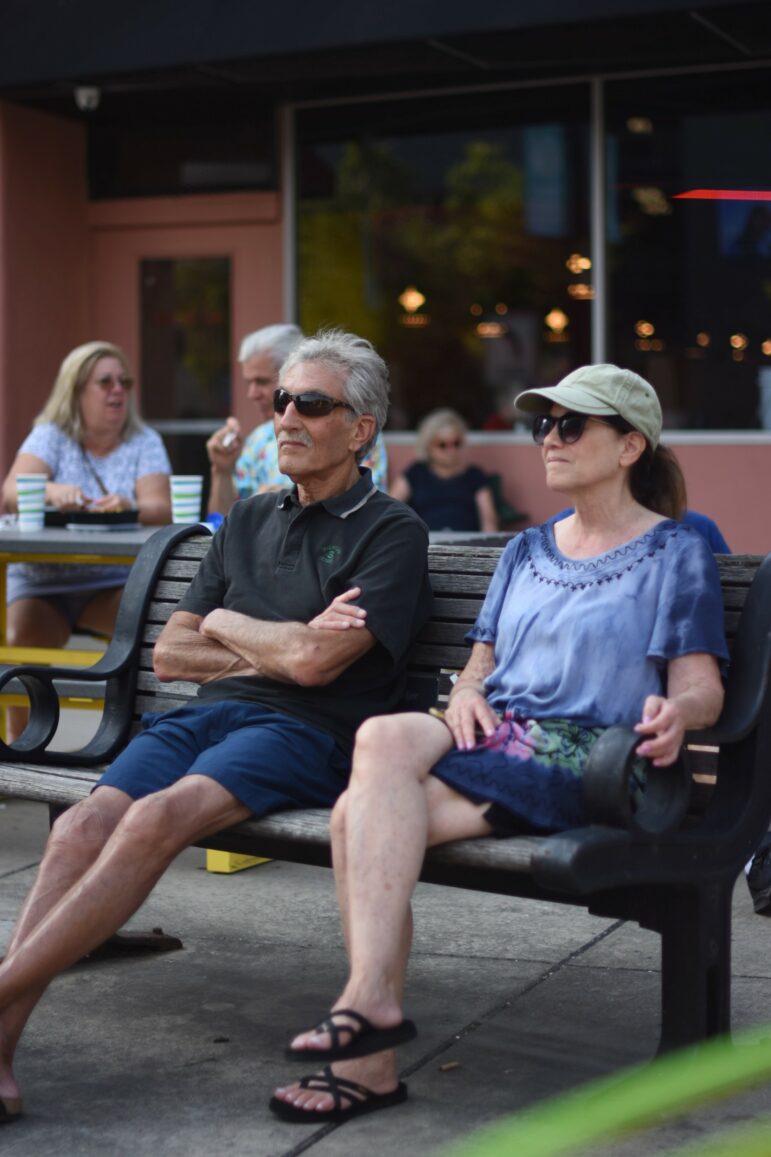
[444,1026,771,1157]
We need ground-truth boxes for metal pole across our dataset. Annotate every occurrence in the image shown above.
[590,77,607,363]
[279,104,297,324]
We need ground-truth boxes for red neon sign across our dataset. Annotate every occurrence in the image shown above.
[673,190,771,201]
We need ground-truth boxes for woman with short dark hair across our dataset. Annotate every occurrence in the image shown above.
[390,407,498,532]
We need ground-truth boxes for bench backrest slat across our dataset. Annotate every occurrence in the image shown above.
[130,537,764,736]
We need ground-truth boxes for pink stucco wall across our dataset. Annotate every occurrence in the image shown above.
[87,191,283,433]
[0,99,282,479]
[0,103,89,473]
[385,436,771,555]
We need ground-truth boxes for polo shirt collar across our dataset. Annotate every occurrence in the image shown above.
[277,468,376,519]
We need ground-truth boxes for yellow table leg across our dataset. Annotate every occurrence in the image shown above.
[205,850,270,874]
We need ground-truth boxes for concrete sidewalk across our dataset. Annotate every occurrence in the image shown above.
[2,797,771,1156]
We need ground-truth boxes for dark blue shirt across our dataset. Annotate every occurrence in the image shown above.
[405,462,489,531]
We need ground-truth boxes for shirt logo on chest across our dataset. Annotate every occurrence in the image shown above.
[319,545,343,565]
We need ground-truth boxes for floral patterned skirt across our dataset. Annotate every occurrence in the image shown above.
[429,715,604,835]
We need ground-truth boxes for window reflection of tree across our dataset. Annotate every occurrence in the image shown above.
[299,137,580,429]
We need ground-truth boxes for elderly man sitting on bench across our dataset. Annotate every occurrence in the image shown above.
[0,328,431,1127]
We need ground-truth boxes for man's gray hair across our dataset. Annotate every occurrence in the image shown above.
[238,324,303,370]
[280,328,389,460]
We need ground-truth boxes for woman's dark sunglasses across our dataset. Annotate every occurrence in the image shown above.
[532,411,632,445]
[273,387,356,418]
[95,374,134,390]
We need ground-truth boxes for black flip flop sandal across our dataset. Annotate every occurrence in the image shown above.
[285,1007,417,1062]
[269,1065,408,1123]
[0,1096,23,1125]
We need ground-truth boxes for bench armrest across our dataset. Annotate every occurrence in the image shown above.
[582,726,691,835]
[0,523,209,767]
[697,554,771,745]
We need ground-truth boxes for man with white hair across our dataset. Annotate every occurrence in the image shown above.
[206,323,387,515]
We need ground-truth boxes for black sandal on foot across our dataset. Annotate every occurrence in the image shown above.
[285,1007,417,1062]
[269,1065,407,1123]
[0,1096,22,1125]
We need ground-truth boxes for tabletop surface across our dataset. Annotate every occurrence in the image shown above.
[0,524,163,557]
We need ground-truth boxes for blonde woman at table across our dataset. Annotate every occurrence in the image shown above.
[1,341,171,739]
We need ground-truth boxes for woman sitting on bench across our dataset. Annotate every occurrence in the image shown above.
[271,363,729,1124]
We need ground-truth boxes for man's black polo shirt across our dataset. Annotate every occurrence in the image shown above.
[178,469,432,755]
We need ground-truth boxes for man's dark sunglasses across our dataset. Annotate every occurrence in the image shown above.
[273,387,356,418]
[532,411,632,445]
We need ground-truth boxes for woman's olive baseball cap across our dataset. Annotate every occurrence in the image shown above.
[515,364,662,448]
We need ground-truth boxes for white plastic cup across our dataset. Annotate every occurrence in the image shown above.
[16,473,47,531]
[170,475,204,524]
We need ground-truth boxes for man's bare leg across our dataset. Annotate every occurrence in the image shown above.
[0,787,132,1106]
[274,713,492,1114]
[0,776,250,1106]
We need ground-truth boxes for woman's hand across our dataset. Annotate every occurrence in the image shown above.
[308,588,367,631]
[445,683,500,751]
[634,694,686,767]
[46,481,87,511]
[91,493,132,514]
[635,653,725,768]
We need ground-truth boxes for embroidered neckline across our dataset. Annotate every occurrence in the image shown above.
[528,520,682,590]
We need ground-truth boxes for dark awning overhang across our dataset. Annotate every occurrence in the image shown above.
[0,1,768,120]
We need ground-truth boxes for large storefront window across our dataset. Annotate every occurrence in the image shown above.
[297,88,590,429]
[606,69,771,430]
[140,256,231,478]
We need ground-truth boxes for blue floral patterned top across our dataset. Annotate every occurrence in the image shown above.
[468,520,729,729]
[233,420,388,498]
[8,423,170,600]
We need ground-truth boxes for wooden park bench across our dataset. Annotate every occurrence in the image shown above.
[0,524,769,1054]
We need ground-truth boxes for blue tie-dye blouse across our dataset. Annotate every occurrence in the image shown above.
[467,520,729,729]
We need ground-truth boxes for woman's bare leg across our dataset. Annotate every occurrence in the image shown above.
[4,598,71,742]
[331,790,414,989]
[76,587,123,638]
[274,713,492,1113]
[3,588,122,742]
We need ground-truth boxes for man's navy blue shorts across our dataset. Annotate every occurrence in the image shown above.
[97,701,350,818]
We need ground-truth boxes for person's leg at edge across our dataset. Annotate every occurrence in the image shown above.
[76,586,123,639]
[0,786,132,1107]
[0,776,250,1109]
[273,712,493,1114]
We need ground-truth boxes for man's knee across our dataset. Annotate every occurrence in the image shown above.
[115,778,234,861]
[48,792,127,859]
[115,791,190,861]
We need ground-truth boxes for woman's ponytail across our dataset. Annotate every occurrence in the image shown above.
[630,443,686,520]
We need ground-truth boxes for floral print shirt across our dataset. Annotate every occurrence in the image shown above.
[233,420,388,498]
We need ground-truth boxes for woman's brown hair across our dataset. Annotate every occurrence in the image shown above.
[630,443,686,520]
